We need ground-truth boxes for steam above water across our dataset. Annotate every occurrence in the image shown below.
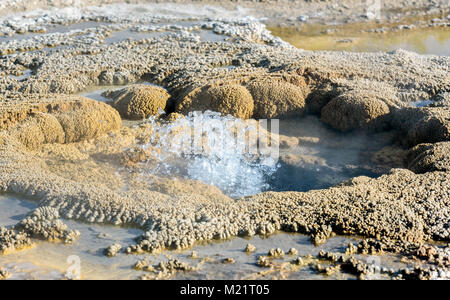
[142,111,280,198]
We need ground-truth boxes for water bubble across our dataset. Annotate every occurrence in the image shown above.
[141,111,279,198]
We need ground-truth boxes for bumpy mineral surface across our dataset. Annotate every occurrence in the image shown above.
[0,0,449,280]
[103,84,171,120]
[177,84,254,119]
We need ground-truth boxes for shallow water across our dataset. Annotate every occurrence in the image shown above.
[0,21,108,40]
[0,195,414,280]
[271,117,386,192]
[0,21,110,43]
[104,30,166,44]
[410,100,434,107]
[79,86,114,102]
[0,194,37,227]
[269,25,450,55]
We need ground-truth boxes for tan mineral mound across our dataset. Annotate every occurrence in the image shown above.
[407,141,450,173]
[305,83,340,115]
[10,113,65,150]
[321,90,391,132]
[391,106,450,146]
[406,108,450,146]
[246,79,308,119]
[2,95,121,148]
[55,100,121,143]
[0,95,102,130]
[103,84,170,120]
[176,84,254,119]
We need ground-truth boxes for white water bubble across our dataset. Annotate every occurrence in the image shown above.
[141,111,279,198]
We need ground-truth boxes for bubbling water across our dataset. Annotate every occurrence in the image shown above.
[142,111,279,198]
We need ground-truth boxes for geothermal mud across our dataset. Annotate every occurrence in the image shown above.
[0,1,449,280]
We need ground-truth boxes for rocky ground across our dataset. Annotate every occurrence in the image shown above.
[0,0,449,280]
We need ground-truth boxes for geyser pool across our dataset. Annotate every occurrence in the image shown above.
[137,112,387,198]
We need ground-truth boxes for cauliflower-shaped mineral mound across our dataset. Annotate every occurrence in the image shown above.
[246,79,308,119]
[104,84,170,120]
[4,97,121,147]
[177,84,254,119]
[55,99,122,143]
[12,113,65,150]
[305,83,339,115]
[321,91,390,132]
[407,108,450,146]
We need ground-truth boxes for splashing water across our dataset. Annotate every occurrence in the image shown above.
[142,111,279,198]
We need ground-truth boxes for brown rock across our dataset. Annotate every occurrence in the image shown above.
[11,113,65,150]
[55,100,121,143]
[407,108,450,146]
[305,83,339,115]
